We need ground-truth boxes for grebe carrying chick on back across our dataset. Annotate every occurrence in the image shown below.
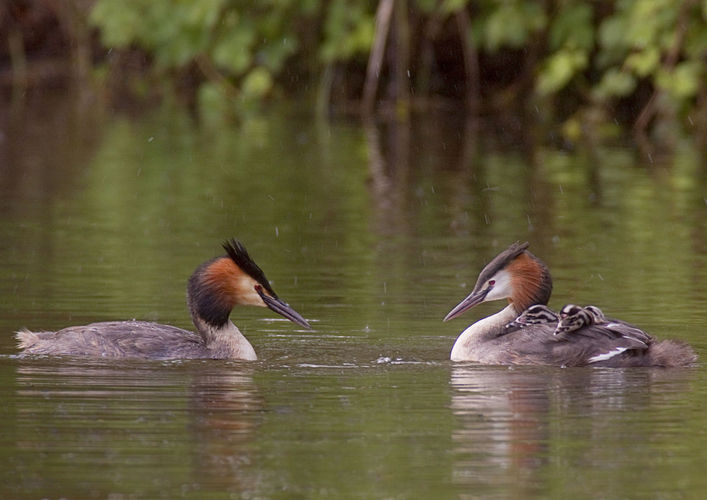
[444,242,697,367]
[16,239,311,360]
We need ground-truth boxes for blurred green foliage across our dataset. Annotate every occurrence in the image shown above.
[89,0,706,130]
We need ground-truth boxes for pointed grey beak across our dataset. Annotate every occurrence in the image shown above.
[443,287,490,322]
[256,287,312,329]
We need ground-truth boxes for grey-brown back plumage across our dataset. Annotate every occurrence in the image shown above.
[16,321,218,359]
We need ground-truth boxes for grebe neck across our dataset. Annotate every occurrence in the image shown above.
[450,304,518,361]
[186,263,257,360]
[191,314,257,360]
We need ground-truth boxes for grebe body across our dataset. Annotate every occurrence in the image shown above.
[445,242,697,367]
[16,239,311,360]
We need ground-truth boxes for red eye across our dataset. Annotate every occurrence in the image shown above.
[488,280,495,286]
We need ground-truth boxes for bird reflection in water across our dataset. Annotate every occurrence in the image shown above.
[449,365,694,495]
[13,360,262,496]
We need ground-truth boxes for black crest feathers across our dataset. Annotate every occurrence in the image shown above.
[222,239,278,298]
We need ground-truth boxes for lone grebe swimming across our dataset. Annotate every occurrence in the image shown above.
[16,239,311,360]
[444,242,696,367]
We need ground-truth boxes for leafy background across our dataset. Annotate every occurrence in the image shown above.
[3,0,705,139]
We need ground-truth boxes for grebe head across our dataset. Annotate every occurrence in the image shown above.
[443,241,552,322]
[584,305,605,322]
[187,239,311,329]
[554,304,595,336]
[504,304,558,330]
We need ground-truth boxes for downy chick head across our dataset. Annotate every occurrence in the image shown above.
[554,304,595,337]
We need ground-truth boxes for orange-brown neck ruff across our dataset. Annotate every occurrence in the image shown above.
[203,257,243,307]
[188,257,245,327]
[506,252,552,312]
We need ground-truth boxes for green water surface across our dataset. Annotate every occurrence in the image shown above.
[1,95,706,498]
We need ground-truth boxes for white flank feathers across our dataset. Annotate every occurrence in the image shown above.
[588,347,629,363]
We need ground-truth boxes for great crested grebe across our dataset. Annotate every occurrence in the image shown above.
[554,304,601,338]
[504,304,558,330]
[16,239,311,360]
[505,303,607,339]
[443,242,697,367]
[554,304,654,346]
